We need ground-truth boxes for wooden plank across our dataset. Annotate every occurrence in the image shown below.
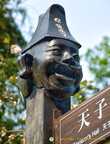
[54,85,110,144]
[25,88,44,144]
[25,88,61,144]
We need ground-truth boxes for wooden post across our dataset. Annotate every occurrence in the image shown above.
[25,88,61,144]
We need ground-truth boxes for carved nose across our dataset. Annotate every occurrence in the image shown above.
[62,54,75,66]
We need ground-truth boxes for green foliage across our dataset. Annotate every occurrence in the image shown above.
[0,0,27,143]
[71,80,99,109]
[72,36,110,111]
[104,141,110,144]
[85,36,110,88]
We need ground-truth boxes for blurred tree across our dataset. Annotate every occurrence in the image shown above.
[72,36,110,109]
[71,80,99,109]
[85,36,110,88]
[0,0,27,143]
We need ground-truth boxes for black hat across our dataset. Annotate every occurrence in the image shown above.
[22,4,81,53]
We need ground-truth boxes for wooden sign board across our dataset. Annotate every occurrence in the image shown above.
[54,85,110,144]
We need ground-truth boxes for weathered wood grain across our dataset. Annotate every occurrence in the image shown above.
[25,88,61,144]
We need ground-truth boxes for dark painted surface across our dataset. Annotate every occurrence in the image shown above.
[18,4,83,144]
[18,4,83,113]
[26,88,61,144]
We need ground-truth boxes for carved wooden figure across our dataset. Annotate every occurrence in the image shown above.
[18,4,83,144]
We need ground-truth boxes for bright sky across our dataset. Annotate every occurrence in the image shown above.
[21,0,110,81]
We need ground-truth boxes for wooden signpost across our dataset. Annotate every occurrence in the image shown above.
[18,4,110,144]
[25,85,110,144]
[25,88,62,144]
[53,85,110,144]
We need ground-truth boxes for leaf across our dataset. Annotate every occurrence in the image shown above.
[3,37,10,44]
[89,80,94,83]
[9,76,18,83]
[74,93,80,97]
[80,80,87,86]
[87,85,93,90]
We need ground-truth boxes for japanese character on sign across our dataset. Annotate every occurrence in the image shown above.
[77,97,108,133]
[103,123,108,131]
[102,120,110,131]
[94,98,107,119]
[78,108,90,133]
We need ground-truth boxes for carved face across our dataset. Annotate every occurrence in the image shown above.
[29,39,83,100]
